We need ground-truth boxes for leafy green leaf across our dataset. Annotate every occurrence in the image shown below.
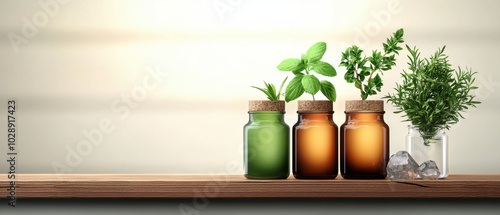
[320,80,336,101]
[374,74,382,84]
[361,91,368,100]
[301,53,308,64]
[251,86,273,100]
[292,63,306,75]
[305,42,327,63]
[264,81,277,99]
[277,76,288,100]
[301,75,321,95]
[344,71,356,83]
[355,80,362,89]
[285,75,305,102]
[360,70,370,76]
[277,58,301,71]
[311,61,337,77]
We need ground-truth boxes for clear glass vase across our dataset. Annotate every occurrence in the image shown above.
[406,125,448,178]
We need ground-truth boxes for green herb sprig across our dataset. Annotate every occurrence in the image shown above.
[251,77,288,101]
[340,28,404,100]
[277,42,337,102]
[384,45,480,145]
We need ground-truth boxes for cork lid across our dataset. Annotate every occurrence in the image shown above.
[249,100,285,111]
[297,100,333,111]
[345,100,384,112]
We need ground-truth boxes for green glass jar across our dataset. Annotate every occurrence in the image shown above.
[244,100,289,179]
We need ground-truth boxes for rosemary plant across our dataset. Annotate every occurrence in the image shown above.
[384,45,480,145]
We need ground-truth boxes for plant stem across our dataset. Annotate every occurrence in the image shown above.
[312,94,315,101]
[367,52,387,85]
[354,64,363,94]
[367,70,375,84]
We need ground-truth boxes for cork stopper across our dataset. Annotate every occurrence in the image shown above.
[249,100,285,111]
[345,100,384,112]
[297,100,333,111]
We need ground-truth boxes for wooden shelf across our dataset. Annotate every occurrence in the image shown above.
[1,174,499,198]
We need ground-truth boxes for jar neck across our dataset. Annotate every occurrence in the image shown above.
[408,125,446,134]
[248,111,285,122]
[345,111,385,121]
[297,111,333,121]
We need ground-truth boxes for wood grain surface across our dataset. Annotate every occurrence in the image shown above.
[1,174,499,198]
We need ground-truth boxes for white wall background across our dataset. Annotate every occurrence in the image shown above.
[0,0,499,174]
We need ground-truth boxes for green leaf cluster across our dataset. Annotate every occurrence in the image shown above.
[277,42,337,102]
[384,45,480,145]
[251,77,288,101]
[340,28,404,100]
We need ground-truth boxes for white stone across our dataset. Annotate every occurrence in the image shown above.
[419,160,441,180]
[387,151,420,180]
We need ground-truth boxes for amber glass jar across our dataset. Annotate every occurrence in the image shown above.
[340,100,389,179]
[293,100,338,179]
